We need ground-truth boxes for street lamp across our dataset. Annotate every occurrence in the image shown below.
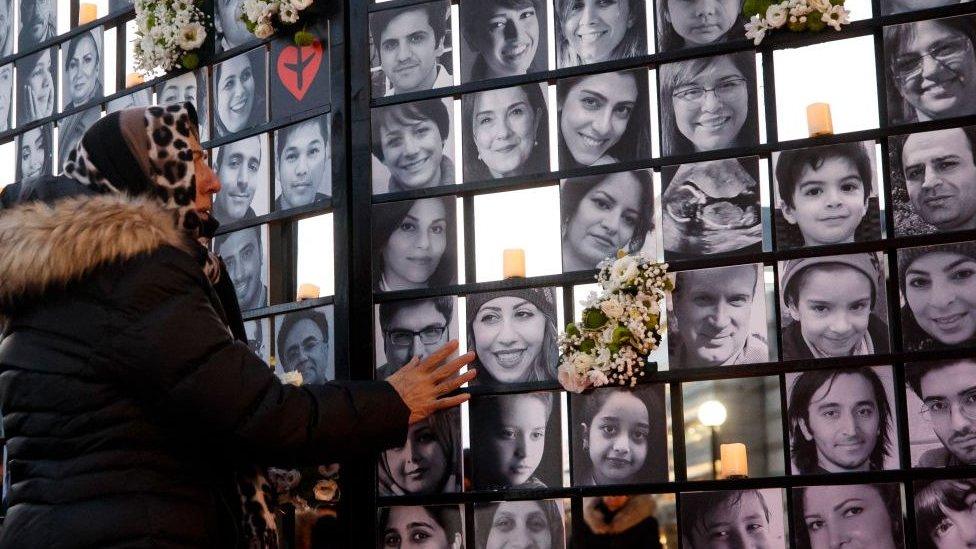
[698,400,727,479]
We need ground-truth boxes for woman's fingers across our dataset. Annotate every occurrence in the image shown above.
[436,368,477,394]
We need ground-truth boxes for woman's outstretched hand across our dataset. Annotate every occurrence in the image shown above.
[386,340,477,425]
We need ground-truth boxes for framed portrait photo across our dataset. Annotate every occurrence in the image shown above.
[213,133,271,226]
[474,499,566,548]
[655,0,746,52]
[373,295,459,380]
[661,157,763,260]
[15,123,53,184]
[214,224,269,312]
[883,0,974,15]
[792,483,906,549]
[244,318,271,365]
[0,0,13,57]
[377,408,462,496]
[914,477,976,549]
[156,70,210,141]
[274,114,331,211]
[18,0,56,52]
[371,97,455,195]
[368,0,454,97]
[897,241,976,352]
[377,505,466,549]
[0,64,14,133]
[269,22,330,121]
[213,47,268,138]
[273,305,334,385]
[16,48,57,127]
[458,0,548,84]
[213,0,260,53]
[371,197,458,292]
[680,488,786,549]
[554,0,648,68]
[61,28,104,113]
[57,106,101,171]
[106,88,152,114]
[905,359,976,468]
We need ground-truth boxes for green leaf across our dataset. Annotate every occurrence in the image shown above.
[611,326,632,345]
[565,323,580,338]
[807,15,827,32]
[580,338,596,353]
[294,30,315,47]
[742,0,773,17]
[582,308,609,330]
[181,52,199,69]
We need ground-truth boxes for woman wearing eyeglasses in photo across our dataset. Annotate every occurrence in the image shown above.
[898,241,976,352]
[553,0,647,68]
[460,0,547,83]
[372,197,458,292]
[661,51,758,156]
[461,83,549,182]
[557,69,652,169]
[884,16,976,125]
[378,408,461,496]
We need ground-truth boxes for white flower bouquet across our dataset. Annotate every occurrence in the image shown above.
[241,0,316,45]
[743,0,850,45]
[557,251,673,393]
[133,0,208,72]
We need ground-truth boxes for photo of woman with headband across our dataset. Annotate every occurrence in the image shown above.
[660,51,759,156]
[372,197,458,292]
[474,499,566,549]
[372,98,455,194]
[557,69,652,169]
[378,504,465,549]
[656,0,746,52]
[62,29,103,112]
[560,169,654,272]
[553,0,647,68]
[899,241,976,352]
[459,0,548,83]
[16,48,56,126]
[378,408,462,496]
[461,83,549,182]
[213,48,267,137]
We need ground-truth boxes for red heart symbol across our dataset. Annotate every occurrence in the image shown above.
[276,40,323,102]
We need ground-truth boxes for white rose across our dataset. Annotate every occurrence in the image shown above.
[600,299,624,320]
[765,3,789,27]
[558,364,592,393]
[254,22,275,38]
[177,22,206,50]
[291,0,314,9]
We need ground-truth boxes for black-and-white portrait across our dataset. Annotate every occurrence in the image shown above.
[786,366,898,474]
[474,499,566,549]
[792,483,905,549]
[16,48,56,126]
[214,224,269,311]
[57,106,101,171]
[0,64,13,133]
[778,252,890,360]
[378,408,462,496]
[884,0,973,15]
[18,0,55,51]
[659,51,759,156]
[662,157,762,259]
[213,134,270,225]
[214,0,259,53]
[374,296,458,380]
[557,69,652,169]
[371,98,455,195]
[889,126,976,236]
[15,123,52,185]
[244,318,271,364]
[570,384,668,486]
[554,0,647,68]
[62,29,104,112]
[884,15,976,125]
[680,489,786,549]
[274,114,331,210]
[655,0,745,52]
[213,48,267,138]
[377,504,465,549]
[105,88,152,114]
[109,0,134,14]
[0,0,13,58]
[369,0,453,97]
[156,70,209,140]
[667,263,769,369]
[270,24,330,121]
[459,0,547,83]
[274,305,334,385]
[466,287,559,386]
[906,359,976,467]
[461,83,549,182]
[898,241,976,351]
[471,391,562,490]
[372,197,458,292]
[560,169,655,271]
[914,477,976,549]
[773,141,881,250]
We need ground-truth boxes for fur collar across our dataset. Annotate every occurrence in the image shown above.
[0,194,188,311]
[582,494,656,535]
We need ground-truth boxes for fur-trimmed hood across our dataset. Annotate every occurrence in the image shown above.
[583,494,656,535]
[0,194,189,312]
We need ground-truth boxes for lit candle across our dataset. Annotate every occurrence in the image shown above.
[297,283,320,301]
[79,3,98,24]
[807,102,833,138]
[503,249,526,279]
[720,443,748,479]
[125,72,144,88]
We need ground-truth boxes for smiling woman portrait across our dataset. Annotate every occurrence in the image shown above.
[554,0,647,68]
[214,48,267,137]
[462,83,550,182]
[656,0,745,52]
[898,241,976,352]
[372,196,458,292]
[460,0,548,83]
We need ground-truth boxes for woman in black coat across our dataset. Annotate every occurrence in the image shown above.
[0,103,475,548]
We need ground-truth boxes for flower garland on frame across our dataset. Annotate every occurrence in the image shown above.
[133,0,208,72]
[743,0,851,45]
[557,251,673,393]
[241,0,317,45]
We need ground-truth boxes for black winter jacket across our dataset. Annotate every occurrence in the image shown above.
[0,195,409,548]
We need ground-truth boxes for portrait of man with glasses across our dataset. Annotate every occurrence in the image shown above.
[906,359,976,467]
[275,307,334,385]
[375,296,456,379]
[884,15,976,125]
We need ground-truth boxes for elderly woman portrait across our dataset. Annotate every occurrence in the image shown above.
[680,489,786,549]
[467,287,559,386]
[656,0,745,52]
[793,483,905,549]
[471,391,562,489]
[372,98,455,194]
[667,263,769,369]
[275,115,331,209]
[16,48,56,126]
[378,504,465,549]
[914,478,976,549]
[0,102,476,546]
[62,29,104,111]
[474,499,565,549]
[0,64,13,132]
[660,51,759,156]
[884,15,976,125]
[372,197,458,292]
[560,170,654,272]
[554,0,647,68]
[378,408,461,496]
[18,0,55,51]
[899,241,976,352]
[557,69,652,169]
[461,83,549,182]
[58,107,102,172]
[157,71,209,140]
[213,134,269,225]
[460,0,547,83]
[662,157,762,259]
[214,49,267,137]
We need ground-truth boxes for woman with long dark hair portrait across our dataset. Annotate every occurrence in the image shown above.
[461,83,549,182]
[656,0,745,52]
[899,241,976,352]
[554,0,647,68]
[378,408,462,496]
[373,98,454,194]
[378,505,465,549]
[560,169,654,271]
[16,48,56,126]
[214,50,266,137]
[372,197,458,292]
[62,29,103,111]
[460,0,547,82]
[793,483,905,549]
[914,478,976,549]
[660,51,758,156]
[474,499,565,549]
[15,124,52,189]
[557,69,652,169]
